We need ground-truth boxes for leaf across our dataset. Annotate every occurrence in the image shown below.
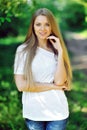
[5,17,11,22]
[0,17,5,23]
[7,13,12,17]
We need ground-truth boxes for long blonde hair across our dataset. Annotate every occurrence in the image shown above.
[23,8,72,89]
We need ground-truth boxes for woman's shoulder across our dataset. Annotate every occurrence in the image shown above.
[16,43,27,52]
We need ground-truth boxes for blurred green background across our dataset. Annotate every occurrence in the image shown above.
[0,0,87,129]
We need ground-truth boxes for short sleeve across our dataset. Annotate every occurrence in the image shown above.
[14,44,26,75]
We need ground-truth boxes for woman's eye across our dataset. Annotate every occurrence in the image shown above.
[36,23,41,26]
[45,23,50,26]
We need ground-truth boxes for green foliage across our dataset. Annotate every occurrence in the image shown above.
[0,0,29,25]
[60,2,86,30]
[0,0,31,37]
[0,16,29,37]
[0,44,27,130]
[0,35,25,45]
[81,0,87,2]
[66,70,87,130]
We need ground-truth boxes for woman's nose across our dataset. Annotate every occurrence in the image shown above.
[40,25,45,30]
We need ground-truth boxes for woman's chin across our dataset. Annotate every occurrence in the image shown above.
[38,36,47,41]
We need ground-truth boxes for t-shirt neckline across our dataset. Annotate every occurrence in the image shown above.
[37,47,54,56]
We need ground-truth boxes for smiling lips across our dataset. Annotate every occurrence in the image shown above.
[39,32,47,36]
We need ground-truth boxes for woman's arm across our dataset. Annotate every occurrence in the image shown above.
[54,53,67,85]
[14,75,67,92]
[47,35,67,85]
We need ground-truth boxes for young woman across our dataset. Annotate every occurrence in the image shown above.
[14,8,72,130]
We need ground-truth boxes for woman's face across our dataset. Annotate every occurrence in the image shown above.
[34,15,51,41]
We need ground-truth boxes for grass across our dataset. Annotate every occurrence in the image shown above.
[0,35,25,45]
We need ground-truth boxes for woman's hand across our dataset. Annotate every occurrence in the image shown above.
[53,83,68,91]
[47,35,63,54]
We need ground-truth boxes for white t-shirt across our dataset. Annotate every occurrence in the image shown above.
[14,44,69,121]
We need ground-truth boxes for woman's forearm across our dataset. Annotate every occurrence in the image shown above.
[15,75,67,92]
[54,53,67,85]
[18,81,64,92]
[28,82,65,92]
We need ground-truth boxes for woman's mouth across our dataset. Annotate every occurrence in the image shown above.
[39,32,47,36]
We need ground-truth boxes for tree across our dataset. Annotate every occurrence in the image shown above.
[60,2,86,30]
[0,0,29,25]
[0,0,32,37]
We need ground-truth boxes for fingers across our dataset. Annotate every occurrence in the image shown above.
[54,84,67,90]
[58,85,68,91]
[54,83,68,91]
[47,35,58,40]
[49,39,55,44]
[47,36,59,43]
[62,86,69,91]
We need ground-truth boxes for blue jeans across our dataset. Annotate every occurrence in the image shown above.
[25,118,68,130]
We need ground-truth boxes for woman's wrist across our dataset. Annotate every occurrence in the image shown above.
[58,51,63,57]
[52,83,63,90]
[57,52,63,62]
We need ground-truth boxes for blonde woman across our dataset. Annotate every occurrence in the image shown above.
[14,8,72,130]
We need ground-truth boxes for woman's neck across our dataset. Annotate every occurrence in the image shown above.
[38,39,48,49]
[38,39,53,53]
